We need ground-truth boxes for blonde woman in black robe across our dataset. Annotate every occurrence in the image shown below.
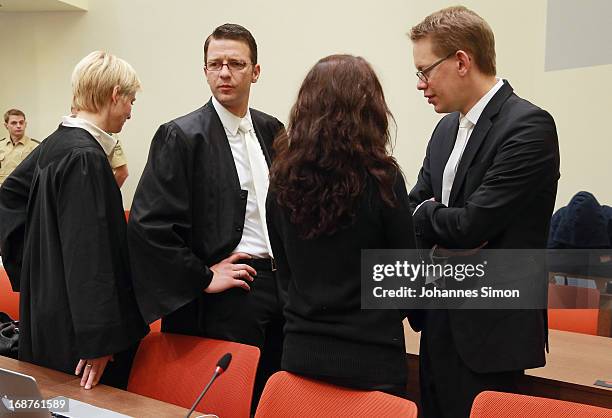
[0,51,148,390]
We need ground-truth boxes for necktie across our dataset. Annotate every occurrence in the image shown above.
[441,116,473,206]
[238,118,272,254]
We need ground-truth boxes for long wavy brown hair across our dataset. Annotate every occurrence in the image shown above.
[270,54,401,239]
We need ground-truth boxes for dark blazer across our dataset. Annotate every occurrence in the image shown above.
[128,99,284,334]
[408,81,560,373]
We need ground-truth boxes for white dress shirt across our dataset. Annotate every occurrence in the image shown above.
[212,97,272,258]
[60,115,117,157]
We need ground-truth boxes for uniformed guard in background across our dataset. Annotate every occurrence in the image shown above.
[1,109,40,186]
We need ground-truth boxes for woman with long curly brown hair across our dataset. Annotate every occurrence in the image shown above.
[266,54,416,396]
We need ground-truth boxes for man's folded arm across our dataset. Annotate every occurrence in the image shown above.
[413,110,559,248]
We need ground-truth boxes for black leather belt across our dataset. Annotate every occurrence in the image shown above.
[243,258,277,271]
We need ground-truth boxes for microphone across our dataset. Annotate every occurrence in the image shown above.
[215,353,231,375]
[185,353,232,418]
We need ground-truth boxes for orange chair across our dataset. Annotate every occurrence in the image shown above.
[254,371,418,418]
[548,283,600,335]
[149,319,161,332]
[470,391,612,418]
[0,267,19,320]
[127,333,260,418]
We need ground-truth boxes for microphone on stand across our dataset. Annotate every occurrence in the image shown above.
[185,353,232,418]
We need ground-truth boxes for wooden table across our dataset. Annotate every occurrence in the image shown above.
[403,321,612,410]
[0,356,190,417]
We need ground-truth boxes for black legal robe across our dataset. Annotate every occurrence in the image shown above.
[0,126,148,377]
[128,101,284,337]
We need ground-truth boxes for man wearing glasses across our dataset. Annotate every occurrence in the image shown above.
[128,23,285,406]
[407,6,559,418]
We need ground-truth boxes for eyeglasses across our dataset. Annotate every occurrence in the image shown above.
[205,60,252,72]
[416,51,456,83]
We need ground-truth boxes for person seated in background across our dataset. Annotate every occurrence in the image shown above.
[1,109,40,186]
[0,51,148,390]
[266,54,416,397]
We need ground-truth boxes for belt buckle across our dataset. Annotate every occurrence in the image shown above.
[271,258,277,272]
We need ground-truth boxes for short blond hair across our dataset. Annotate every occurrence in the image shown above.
[410,6,496,76]
[71,51,141,113]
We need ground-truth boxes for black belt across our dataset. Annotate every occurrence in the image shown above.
[243,258,277,271]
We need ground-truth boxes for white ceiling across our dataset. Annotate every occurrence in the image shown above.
[0,0,87,12]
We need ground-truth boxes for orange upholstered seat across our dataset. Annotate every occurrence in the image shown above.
[548,283,600,335]
[0,267,19,320]
[255,371,418,418]
[128,332,260,418]
[470,391,612,418]
[149,319,161,332]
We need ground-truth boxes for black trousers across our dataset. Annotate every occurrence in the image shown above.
[419,310,523,418]
[199,268,286,412]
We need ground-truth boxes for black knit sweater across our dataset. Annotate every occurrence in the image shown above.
[266,174,416,388]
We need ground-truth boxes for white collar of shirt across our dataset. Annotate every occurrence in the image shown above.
[211,97,271,257]
[61,115,117,156]
[211,96,253,136]
[462,78,504,126]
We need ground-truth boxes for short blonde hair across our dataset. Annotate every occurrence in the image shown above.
[410,6,496,76]
[71,51,141,113]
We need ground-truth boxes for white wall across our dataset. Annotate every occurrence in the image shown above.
[1,0,610,209]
